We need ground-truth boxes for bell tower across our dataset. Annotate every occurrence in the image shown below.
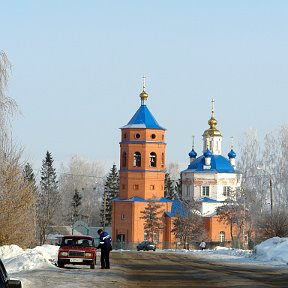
[119,79,166,200]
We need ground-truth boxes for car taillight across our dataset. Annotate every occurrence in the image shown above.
[60,251,68,256]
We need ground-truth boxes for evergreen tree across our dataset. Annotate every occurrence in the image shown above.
[164,173,175,200]
[38,151,60,245]
[23,162,37,193]
[175,177,182,199]
[72,189,82,222]
[140,198,164,242]
[101,164,119,227]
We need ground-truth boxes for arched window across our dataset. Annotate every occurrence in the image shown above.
[220,231,225,242]
[133,152,141,167]
[161,153,165,167]
[122,152,127,167]
[150,152,157,167]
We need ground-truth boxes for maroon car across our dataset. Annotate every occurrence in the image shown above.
[57,235,97,269]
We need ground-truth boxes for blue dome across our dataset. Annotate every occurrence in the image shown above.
[204,148,212,158]
[228,149,236,158]
[184,154,235,173]
[188,148,197,158]
[121,104,165,130]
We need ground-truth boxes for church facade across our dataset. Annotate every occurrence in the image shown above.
[181,99,242,243]
[112,85,242,248]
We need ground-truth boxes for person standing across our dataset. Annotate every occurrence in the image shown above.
[199,240,206,250]
[97,229,112,269]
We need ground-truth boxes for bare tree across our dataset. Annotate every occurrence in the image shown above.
[172,200,206,249]
[256,209,288,240]
[58,155,105,226]
[0,148,36,247]
[0,51,17,137]
[0,51,36,247]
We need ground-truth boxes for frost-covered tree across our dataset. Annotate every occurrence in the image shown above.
[172,200,206,248]
[37,151,60,244]
[0,51,35,247]
[58,155,105,226]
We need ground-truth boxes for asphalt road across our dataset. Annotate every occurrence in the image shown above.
[16,251,288,288]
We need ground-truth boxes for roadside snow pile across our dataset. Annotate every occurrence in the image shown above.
[1,244,59,273]
[211,246,253,258]
[0,245,24,259]
[252,237,288,265]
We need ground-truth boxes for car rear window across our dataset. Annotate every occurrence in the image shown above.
[61,238,93,247]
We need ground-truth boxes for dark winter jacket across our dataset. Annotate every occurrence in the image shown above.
[98,232,112,251]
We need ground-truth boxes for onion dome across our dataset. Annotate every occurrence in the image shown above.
[189,148,197,158]
[204,148,212,158]
[139,76,148,105]
[228,149,236,159]
[203,98,222,138]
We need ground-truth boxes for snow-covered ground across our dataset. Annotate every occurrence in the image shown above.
[1,237,288,278]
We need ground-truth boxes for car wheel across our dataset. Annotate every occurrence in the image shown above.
[90,259,95,269]
[153,249,156,251]
[58,261,64,268]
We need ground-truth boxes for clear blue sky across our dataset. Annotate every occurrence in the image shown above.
[1,0,288,173]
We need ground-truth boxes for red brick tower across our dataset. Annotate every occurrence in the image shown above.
[112,81,170,246]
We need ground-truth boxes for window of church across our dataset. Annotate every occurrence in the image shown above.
[150,185,155,190]
[186,186,190,197]
[150,152,157,167]
[133,152,141,167]
[202,186,210,197]
[122,152,127,167]
[135,133,140,139]
[151,134,156,139]
[161,153,164,167]
[223,186,231,197]
[121,213,125,220]
[220,231,225,242]
[133,184,139,190]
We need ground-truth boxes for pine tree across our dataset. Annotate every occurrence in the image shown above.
[140,198,164,242]
[101,164,119,227]
[23,162,37,246]
[72,189,82,222]
[23,162,37,193]
[38,151,60,245]
[175,177,182,199]
[164,173,175,200]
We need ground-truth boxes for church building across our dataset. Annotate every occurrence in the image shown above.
[181,99,242,243]
[112,83,242,248]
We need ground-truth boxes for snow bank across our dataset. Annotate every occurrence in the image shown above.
[1,244,59,273]
[253,237,288,265]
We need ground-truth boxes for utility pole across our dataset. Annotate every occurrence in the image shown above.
[269,175,273,215]
[257,167,273,216]
[103,191,107,230]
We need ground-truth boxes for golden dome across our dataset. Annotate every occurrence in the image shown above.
[139,89,148,102]
[203,98,222,137]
